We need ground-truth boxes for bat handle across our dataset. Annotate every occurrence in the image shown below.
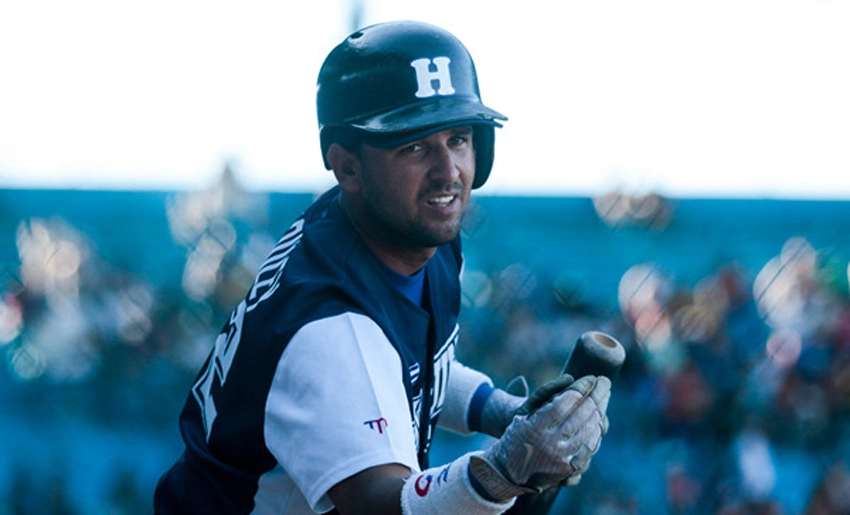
[562,331,626,380]
[505,331,626,515]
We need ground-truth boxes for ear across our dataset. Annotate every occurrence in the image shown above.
[326,143,362,193]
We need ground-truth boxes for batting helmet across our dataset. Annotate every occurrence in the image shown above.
[316,20,507,189]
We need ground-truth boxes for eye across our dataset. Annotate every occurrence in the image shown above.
[399,142,424,154]
[449,134,471,146]
[448,128,474,147]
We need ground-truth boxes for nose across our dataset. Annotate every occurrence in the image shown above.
[427,143,462,185]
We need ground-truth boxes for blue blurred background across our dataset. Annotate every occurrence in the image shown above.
[2,167,850,514]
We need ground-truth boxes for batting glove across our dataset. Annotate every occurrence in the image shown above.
[468,375,611,502]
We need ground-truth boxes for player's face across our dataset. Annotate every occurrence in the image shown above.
[357,125,476,250]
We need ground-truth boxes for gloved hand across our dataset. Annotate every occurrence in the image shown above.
[481,373,602,439]
[468,375,611,502]
[518,372,609,487]
[516,374,578,418]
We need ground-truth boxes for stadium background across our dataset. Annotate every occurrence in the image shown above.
[2,166,849,514]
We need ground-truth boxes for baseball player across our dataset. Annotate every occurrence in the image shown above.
[154,20,611,515]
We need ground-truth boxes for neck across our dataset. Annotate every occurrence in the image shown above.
[372,249,433,276]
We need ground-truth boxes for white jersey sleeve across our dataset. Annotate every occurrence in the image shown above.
[264,312,420,513]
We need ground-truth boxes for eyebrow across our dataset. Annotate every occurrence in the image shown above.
[447,125,474,137]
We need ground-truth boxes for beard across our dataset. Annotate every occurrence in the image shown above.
[367,203,464,248]
[401,213,464,248]
[361,185,468,250]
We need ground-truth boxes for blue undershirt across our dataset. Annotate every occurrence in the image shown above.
[377,261,426,307]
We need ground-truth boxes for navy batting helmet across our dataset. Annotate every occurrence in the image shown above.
[316,20,507,189]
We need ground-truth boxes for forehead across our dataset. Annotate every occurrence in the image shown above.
[364,124,475,151]
[358,126,477,174]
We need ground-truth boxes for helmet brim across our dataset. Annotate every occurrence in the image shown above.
[348,96,507,148]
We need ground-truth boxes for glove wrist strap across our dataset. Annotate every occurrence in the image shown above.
[468,452,539,502]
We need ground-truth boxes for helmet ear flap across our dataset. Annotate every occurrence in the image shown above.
[321,127,363,170]
[320,129,334,170]
[472,125,496,189]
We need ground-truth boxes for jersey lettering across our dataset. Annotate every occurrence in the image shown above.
[430,325,457,418]
[192,300,246,440]
[192,217,305,439]
[410,57,455,98]
[411,324,459,454]
[247,219,304,312]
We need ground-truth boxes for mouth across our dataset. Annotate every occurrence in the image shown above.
[426,194,457,207]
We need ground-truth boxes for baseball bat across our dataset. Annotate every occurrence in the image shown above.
[506,331,625,515]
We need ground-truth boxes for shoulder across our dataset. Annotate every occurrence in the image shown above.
[278,313,401,390]
[285,312,393,360]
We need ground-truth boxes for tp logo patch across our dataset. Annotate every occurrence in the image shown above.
[364,417,388,434]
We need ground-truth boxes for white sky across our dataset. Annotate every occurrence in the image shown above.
[1,0,848,198]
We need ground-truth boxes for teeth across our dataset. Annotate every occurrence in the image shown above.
[430,195,454,206]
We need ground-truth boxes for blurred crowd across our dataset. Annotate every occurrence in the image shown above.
[1,176,849,514]
[457,194,850,515]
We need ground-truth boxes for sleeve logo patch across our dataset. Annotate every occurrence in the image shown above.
[363,417,388,434]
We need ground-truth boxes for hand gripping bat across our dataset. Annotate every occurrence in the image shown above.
[505,331,625,515]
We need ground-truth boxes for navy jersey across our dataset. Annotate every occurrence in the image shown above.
[154,187,463,514]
